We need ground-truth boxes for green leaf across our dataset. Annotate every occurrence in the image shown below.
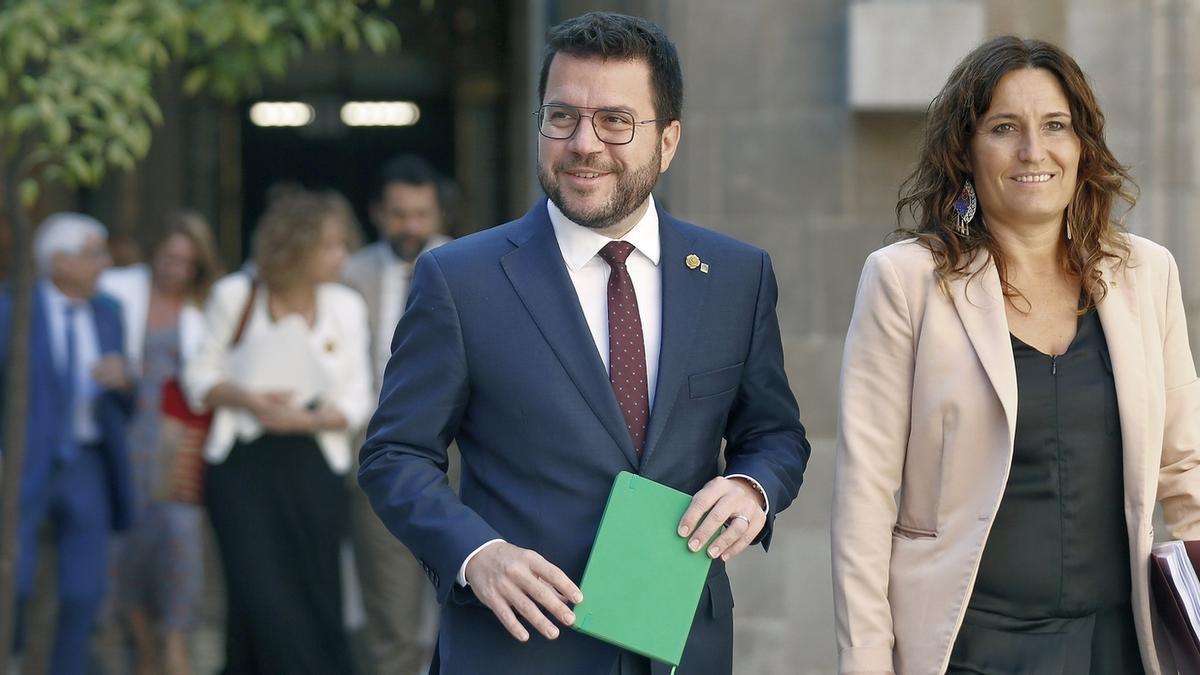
[89,156,106,184]
[10,103,37,135]
[65,152,91,184]
[259,43,288,76]
[27,33,47,61]
[18,177,38,207]
[296,12,322,47]
[83,85,117,113]
[39,13,60,43]
[141,97,163,126]
[46,113,70,146]
[43,165,66,184]
[126,122,152,157]
[240,9,272,45]
[182,67,209,96]
[340,24,361,51]
[7,32,28,72]
[362,19,396,54]
[106,141,134,170]
[261,7,287,27]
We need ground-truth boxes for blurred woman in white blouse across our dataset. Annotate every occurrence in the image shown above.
[183,188,371,674]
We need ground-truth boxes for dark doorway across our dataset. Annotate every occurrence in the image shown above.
[237,0,511,260]
[240,96,456,253]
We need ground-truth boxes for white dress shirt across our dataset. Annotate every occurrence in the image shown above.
[548,197,663,408]
[42,281,101,443]
[456,197,768,586]
[375,251,411,380]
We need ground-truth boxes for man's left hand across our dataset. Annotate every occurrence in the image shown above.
[677,476,767,562]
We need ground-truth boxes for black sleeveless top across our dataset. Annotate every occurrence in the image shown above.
[948,310,1145,674]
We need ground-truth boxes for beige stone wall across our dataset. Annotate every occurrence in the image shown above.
[1068,0,1200,354]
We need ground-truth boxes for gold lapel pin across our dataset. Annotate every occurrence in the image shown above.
[685,254,700,270]
[325,339,337,353]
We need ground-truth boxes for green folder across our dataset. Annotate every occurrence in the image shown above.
[571,471,715,668]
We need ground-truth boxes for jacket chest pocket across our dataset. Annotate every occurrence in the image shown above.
[688,362,744,400]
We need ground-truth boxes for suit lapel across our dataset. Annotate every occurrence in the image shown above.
[500,203,639,467]
[1096,260,1150,518]
[89,296,117,353]
[948,252,1018,439]
[32,285,64,401]
[641,214,708,465]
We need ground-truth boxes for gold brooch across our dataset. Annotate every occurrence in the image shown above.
[325,339,337,353]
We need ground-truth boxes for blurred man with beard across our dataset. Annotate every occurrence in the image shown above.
[342,155,452,675]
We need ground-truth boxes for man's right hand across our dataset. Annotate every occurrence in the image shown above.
[464,541,583,642]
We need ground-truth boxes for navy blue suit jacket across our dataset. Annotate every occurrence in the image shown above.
[0,284,135,531]
[360,201,809,674]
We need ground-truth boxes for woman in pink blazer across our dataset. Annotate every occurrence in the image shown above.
[832,36,1200,675]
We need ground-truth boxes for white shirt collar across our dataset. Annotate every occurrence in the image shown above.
[42,279,85,313]
[547,194,661,272]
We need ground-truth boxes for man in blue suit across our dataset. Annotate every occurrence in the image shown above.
[0,213,134,675]
[360,12,810,675]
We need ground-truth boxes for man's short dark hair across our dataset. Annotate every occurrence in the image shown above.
[538,12,683,127]
[374,154,447,208]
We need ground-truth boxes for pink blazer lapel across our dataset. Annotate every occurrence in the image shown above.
[1096,260,1151,514]
[949,252,1018,442]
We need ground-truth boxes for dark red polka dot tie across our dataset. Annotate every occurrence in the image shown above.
[598,241,649,454]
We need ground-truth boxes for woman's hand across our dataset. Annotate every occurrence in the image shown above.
[307,402,348,432]
[247,390,312,433]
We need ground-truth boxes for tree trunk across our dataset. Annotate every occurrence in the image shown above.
[0,164,35,672]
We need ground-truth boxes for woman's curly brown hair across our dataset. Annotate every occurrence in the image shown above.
[253,188,359,292]
[896,35,1137,311]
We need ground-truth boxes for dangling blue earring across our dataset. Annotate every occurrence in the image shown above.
[953,180,977,236]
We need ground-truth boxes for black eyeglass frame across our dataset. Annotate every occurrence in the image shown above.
[532,104,669,146]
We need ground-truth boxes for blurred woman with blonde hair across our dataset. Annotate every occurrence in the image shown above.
[184,189,371,674]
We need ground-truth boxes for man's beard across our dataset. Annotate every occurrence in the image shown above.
[537,146,661,231]
[388,235,426,263]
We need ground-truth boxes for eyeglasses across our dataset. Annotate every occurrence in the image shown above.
[533,104,666,145]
